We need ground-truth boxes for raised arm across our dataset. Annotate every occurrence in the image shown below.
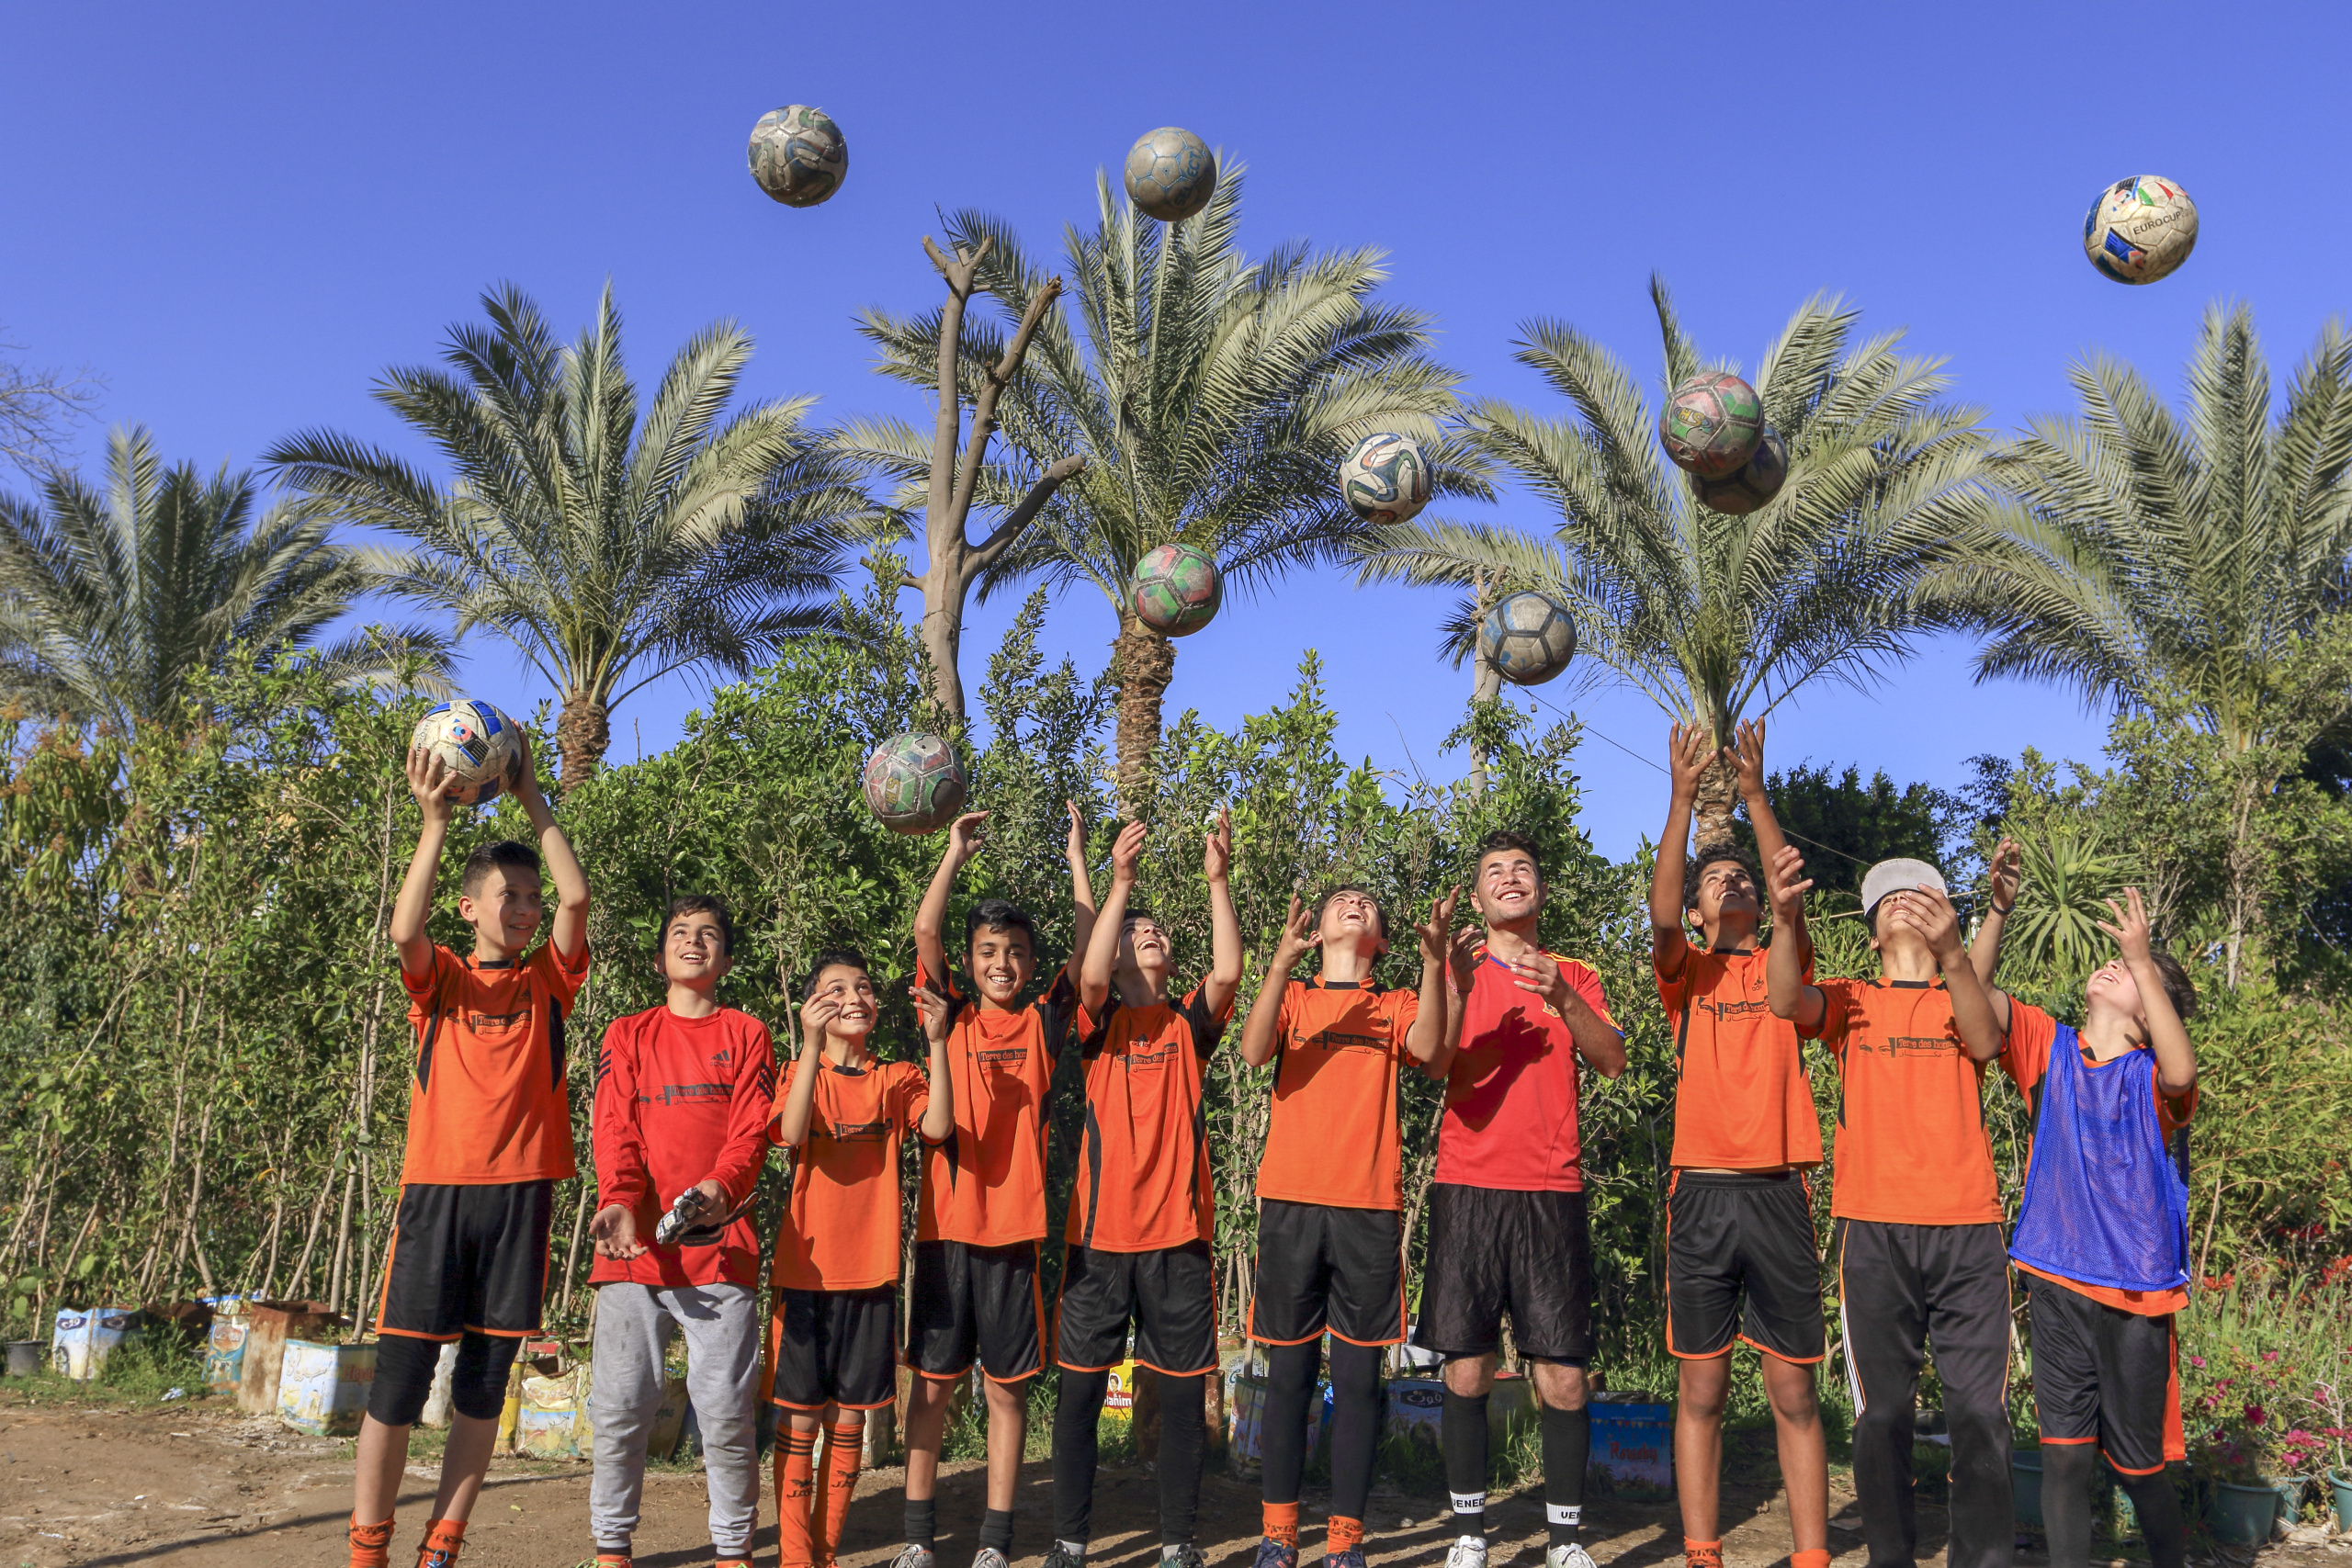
[772,992,837,1148]
[1504,950,1627,1078]
[2102,888,2196,1094]
[511,732,589,961]
[1763,845,1826,1032]
[390,745,463,981]
[1402,888,1459,1065]
[914,812,989,987]
[1968,840,2021,1032]
[1728,719,1806,964]
[1649,722,1715,975]
[1063,800,1098,988]
[1894,884,2004,1063]
[1080,821,1146,1019]
[1238,896,1315,1069]
[911,982,956,1143]
[1426,926,1481,1078]
[1202,808,1243,1019]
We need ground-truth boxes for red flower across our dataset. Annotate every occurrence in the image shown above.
[2245,1404,2267,1427]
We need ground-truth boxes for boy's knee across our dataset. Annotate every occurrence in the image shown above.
[366,1335,444,1427]
[450,1332,522,1422]
[982,1377,1025,1416]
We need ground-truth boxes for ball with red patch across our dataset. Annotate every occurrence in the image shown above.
[862,732,969,834]
[409,697,522,806]
[1129,542,1223,637]
[1659,372,1766,479]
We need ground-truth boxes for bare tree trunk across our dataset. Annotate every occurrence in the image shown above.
[55,1201,102,1295]
[906,234,1084,724]
[328,1168,356,1313]
[1690,754,1741,850]
[1111,615,1177,817]
[555,692,611,791]
[1468,570,1502,792]
[289,1152,343,1302]
[558,1179,594,1320]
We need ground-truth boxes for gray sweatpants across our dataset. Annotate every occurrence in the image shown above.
[589,1281,761,1555]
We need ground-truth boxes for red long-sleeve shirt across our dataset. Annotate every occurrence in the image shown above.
[591,1004,776,1288]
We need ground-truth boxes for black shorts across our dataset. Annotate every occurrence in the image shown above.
[2026,1271,2182,1475]
[1248,1200,1406,1348]
[906,1239,1046,1383]
[1665,1171,1826,1361]
[1412,1183,1592,1364]
[1055,1241,1216,1377]
[378,1180,554,1340]
[771,1285,899,1411]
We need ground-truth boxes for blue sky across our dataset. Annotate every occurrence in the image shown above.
[6,1,2346,859]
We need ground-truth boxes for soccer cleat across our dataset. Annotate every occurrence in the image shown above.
[889,1549,936,1568]
[970,1551,1009,1568]
[1547,1546,1600,1568]
[1325,1551,1367,1568]
[1161,1547,1207,1568]
[416,1543,461,1568]
[1447,1537,1490,1568]
[1042,1545,1086,1568]
[1251,1538,1299,1568]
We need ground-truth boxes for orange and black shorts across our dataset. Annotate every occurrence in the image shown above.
[2026,1272,2181,1474]
[1665,1170,1824,1361]
[771,1284,899,1411]
[378,1180,554,1340]
[1247,1200,1406,1348]
[905,1239,1046,1383]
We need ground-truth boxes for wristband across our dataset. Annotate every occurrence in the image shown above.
[1990,900,2013,917]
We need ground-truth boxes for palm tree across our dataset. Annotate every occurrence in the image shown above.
[1942,302,2352,979]
[268,283,872,786]
[0,424,439,735]
[1357,278,1989,847]
[845,166,1487,811]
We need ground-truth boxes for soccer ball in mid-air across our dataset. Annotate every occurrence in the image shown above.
[1130,543,1224,637]
[1692,427,1789,515]
[2083,175,2197,285]
[1124,128,1216,222]
[1659,372,1765,479]
[862,733,968,834]
[1339,432,1432,525]
[748,105,848,208]
[1479,591,1578,686]
[411,698,523,806]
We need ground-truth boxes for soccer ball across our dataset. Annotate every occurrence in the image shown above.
[410,698,523,806]
[1692,427,1790,515]
[2083,175,2197,285]
[747,105,848,209]
[861,732,968,835]
[1479,591,1577,686]
[1130,543,1223,637]
[1124,128,1216,222]
[1659,372,1765,479]
[1339,432,1432,525]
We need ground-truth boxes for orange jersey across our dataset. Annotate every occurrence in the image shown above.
[769,1057,931,1292]
[2004,1000,2197,1315]
[1068,987,1231,1252]
[914,964,1076,1247]
[1657,945,1823,1169]
[1804,977,1999,1225]
[399,941,590,1184]
[1255,978,1420,1210]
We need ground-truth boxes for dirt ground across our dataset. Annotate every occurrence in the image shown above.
[0,1393,1941,1568]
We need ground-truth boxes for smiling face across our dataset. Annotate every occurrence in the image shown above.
[967,923,1036,1006]
[808,963,877,1043]
[458,865,544,956]
[2084,954,2151,1030]
[1690,854,1761,943]
[1117,913,1171,982]
[661,909,733,988]
[1473,846,1544,930]
[1317,887,1387,955]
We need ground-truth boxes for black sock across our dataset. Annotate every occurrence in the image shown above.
[1261,1341,1318,1507]
[1541,1403,1589,1548]
[905,1496,937,1553]
[1156,1373,1205,1547]
[980,1507,1014,1555]
[2120,1466,2187,1568]
[1054,1367,1110,1548]
[1327,1340,1381,1524]
[2040,1444,2097,1568]
[1442,1388,1490,1537]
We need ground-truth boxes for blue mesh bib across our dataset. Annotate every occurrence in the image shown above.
[2008,1024,2190,1293]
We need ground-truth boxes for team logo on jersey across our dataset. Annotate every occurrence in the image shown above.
[652,1082,729,1106]
[1699,997,1771,1022]
[465,1009,529,1030]
[1871,1033,1959,1057]
[820,1118,889,1144]
[975,1045,1029,1072]
[1300,1027,1387,1055]
[1124,1043,1177,1070]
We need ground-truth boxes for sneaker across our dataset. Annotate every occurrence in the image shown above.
[1447,1538,1489,1568]
[1043,1544,1086,1568]
[1162,1547,1207,1568]
[891,1549,936,1568]
[1546,1545,1600,1568]
[416,1544,462,1568]
[1252,1539,1299,1568]
[1326,1551,1367,1568]
[971,1551,1009,1568]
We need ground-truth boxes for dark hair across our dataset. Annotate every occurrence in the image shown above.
[460,840,539,897]
[801,947,869,996]
[1121,907,1165,937]
[1684,843,1758,910]
[1474,829,1545,888]
[966,898,1037,953]
[661,894,735,957]
[2149,949,2199,1023]
[1314,883,1387,939]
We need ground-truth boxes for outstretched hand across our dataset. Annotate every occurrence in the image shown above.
[507,728,548,807]
[1727,717,1768,797]
[1204,807,1233,883]
[1667,721,1714,802]
[910,982,952,1044]
[1415,888,1462,964]
[1765,844,1813,920]
[1986,840,2023,912]
[1064,800,1087,864]
[1272,893,1318,960]
[1110,820,1148,885]
[590,1203,646,1261]
[1446,926,1481,995]
[945,811,990,865]
[2097,886,2154,964]
[404,745,464,823]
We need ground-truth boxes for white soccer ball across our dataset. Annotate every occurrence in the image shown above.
[2084,175,2198,285]
[1338,432,1432,525]
[410,698,523,806]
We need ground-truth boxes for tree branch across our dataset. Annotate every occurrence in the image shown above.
[972,454,1089,572]
[948,276,1064,531]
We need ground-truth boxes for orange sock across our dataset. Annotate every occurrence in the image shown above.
[816,1417,865,1564]
[1262,1501,1299,1548]
[350,1517,395,1568]
[1683,1540,1724,1568]
[416,1518,466,1568]
[775,1428,820,1568]
[1328,1516,1364,1554]
[1792,1551,1831,1568]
